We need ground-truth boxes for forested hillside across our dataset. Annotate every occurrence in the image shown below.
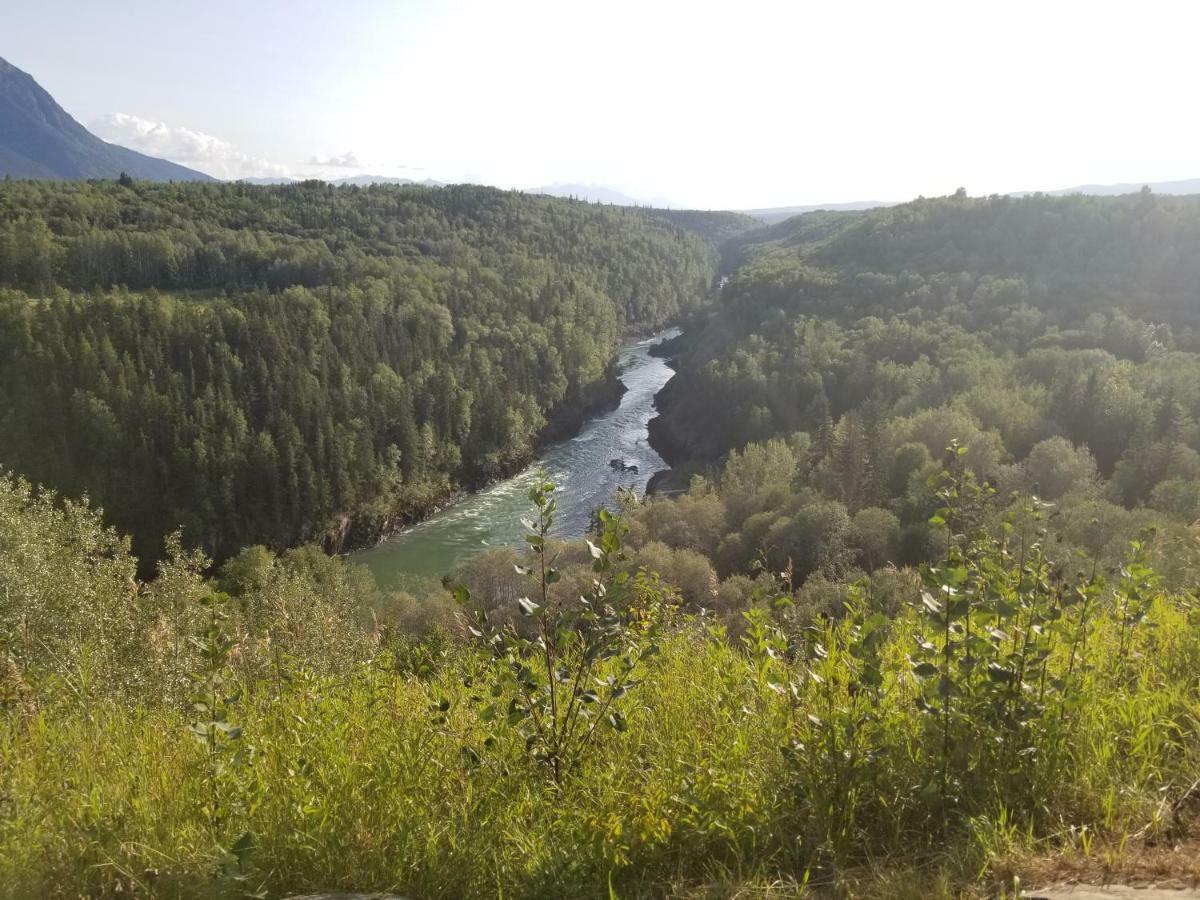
[642,208,761,248]
[5,185,1200,898]
[0,180,717,562]
[649,191,1200,592]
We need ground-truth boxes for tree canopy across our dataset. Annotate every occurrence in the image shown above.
[0,181,719,562]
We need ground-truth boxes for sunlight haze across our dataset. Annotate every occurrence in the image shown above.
[4,0,1198,207]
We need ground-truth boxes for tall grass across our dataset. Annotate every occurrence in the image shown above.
[4,597,1198,897]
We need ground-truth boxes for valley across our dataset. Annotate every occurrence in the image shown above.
[3,28,1200,900]
[4,177,1200,900]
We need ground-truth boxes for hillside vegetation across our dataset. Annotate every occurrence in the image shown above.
[649,191,1200,594]
[0,181,717,561]
[4,188,1200,898]
[1,470,1198,898]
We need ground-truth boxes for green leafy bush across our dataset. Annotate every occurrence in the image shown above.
[2,473,1199,897]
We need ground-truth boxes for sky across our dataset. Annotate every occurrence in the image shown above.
[3,0,1199,209]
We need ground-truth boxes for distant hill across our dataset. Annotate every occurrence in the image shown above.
[332,174,443,187]
[739,200,893,225]
[237,175,444,187]
[0,56,213,181]
[1024,177,1200,197]
[530,183,647,205]
[647,208,760,241]
[737,180,1200,226]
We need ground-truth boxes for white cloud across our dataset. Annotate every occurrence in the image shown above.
[90,113,292,181]
[309,151,360,168]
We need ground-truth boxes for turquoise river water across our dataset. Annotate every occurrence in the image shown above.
[353,329,678,589]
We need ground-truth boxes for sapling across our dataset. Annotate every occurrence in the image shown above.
[185,591,263,895]
[454,476,662,785]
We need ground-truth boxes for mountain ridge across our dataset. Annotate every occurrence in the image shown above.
[529,183,647,205]
[0,55,213,181]
[1018,176,1200,197]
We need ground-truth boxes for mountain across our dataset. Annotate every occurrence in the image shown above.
[236,175,444,187]
[331,174,413,187]
[530,183,647,205]
[1028,177,1200,197]
[331,174,444,187]
[0,56,213,181]
[739,199,893,225]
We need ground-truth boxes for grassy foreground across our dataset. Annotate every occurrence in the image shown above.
[1,475,1199,898]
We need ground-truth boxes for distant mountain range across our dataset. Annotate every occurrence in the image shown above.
[1017,177,1200,198]
[739,200,893,224]
[530,184,647,205]
[239,175,444,187]
[0,56,213,181]
[330,174,444,187]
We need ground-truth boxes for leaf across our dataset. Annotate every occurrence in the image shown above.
[607,710,628,732]
[937,675,957,698]
[452,585,471,606]
[517,597,540,617]
[586,539,604,559]
[986,663,1015,684]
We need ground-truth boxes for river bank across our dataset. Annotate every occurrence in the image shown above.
[332,363,630,556]
[352,330,679,587]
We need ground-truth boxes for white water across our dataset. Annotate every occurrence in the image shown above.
[354,329,678,588]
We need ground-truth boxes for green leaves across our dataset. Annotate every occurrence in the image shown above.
[456,474,650,784]
[986,663,1015,684]
[184,592,249,835]
[911,661,938,679]
[429,695,452,726]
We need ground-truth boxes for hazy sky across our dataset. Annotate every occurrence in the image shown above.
[4,0,1198,208]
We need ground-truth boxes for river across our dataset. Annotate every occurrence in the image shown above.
[353,329,679,589]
